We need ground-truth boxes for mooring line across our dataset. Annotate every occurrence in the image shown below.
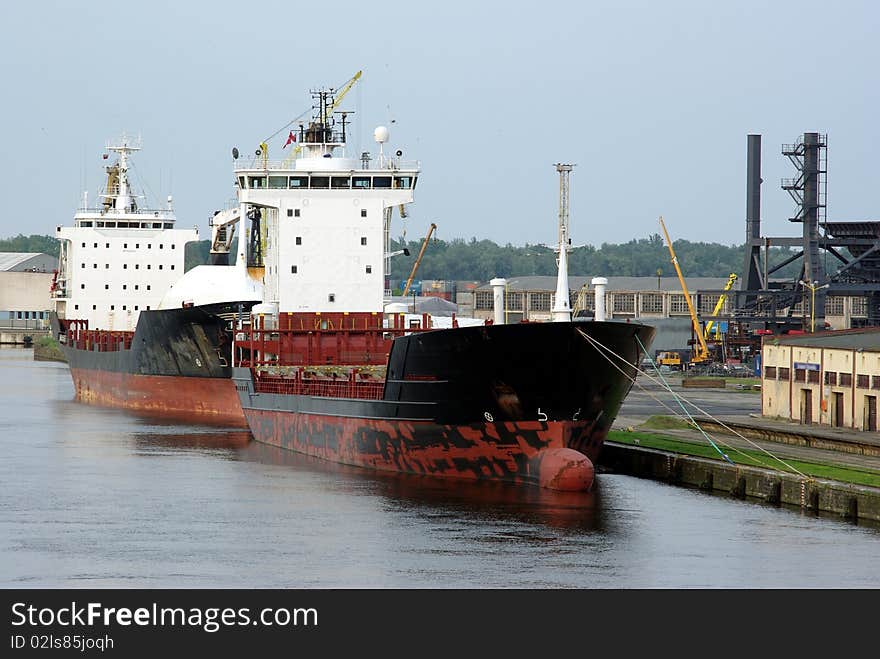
[577,327,808,479]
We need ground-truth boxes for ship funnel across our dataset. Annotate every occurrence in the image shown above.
[490,278,507,325]
[591,277,608,321]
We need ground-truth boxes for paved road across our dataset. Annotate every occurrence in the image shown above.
[617,374,760,422]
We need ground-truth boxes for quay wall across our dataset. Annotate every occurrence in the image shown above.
[599,442,880,522]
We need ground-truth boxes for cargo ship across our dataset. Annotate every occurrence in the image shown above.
[230,83,655,491]
[51,135,261,426]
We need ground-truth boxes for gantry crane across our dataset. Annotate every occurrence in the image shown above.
[659,216,711,366]
[402,223,437,297]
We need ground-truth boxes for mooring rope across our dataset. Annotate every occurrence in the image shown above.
[576,327,809,479]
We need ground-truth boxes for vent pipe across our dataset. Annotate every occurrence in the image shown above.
[490,278,507,325]
[591,277,608,321]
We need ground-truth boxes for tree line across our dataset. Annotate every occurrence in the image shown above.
[1,232,806,281]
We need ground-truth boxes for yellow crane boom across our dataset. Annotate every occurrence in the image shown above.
[658,216,710,364]
[704,273,738,340]
[402,223,437,297]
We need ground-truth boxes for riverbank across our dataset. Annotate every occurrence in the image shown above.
[32,336,66,363]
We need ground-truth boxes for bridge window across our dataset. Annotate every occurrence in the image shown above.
[289,176,308,188]
[352,176,371,189]
[332,177,351,189]
[238,176,246,189]
[80,221,92,227]
[248,176,266,188]
[268,176,287,189]
[310,176,329,189]
[394,176,412,189]
[373,176,391,188]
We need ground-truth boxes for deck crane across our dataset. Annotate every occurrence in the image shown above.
[402,223,437,297]
[658,216,711,367]
[703,272,738,340]
[208,207,241,265]
[281,70,362,167]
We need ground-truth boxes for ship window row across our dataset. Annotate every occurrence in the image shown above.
[7,311,47,320]
[80,263,174,270]
[81,283,153,291]
[241,175,416,190]
[285,208,369,219]
[80,242,174,249]
[73,304,150,311]
[77,221,173,229]
[291,237,370,247]
[289,265,372,275]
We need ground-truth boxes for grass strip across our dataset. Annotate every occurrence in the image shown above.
[607,429,880,489]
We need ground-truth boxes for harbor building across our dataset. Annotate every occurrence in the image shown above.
[0,252,57,330]
[761,329,880,431]
[471,275,737,357]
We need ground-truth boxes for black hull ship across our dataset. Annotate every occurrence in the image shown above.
[233,313,653,491]
[55,304,249,426]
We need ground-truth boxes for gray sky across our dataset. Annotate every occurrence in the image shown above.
[3,1,877,248]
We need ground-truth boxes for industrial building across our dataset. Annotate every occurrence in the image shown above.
[0,253,57,329]
[761,329,880,431]
[470,275,739,358]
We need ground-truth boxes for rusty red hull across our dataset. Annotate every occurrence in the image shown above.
[244,407,602,489]
[53,306,251,426]
[68,367,247,427]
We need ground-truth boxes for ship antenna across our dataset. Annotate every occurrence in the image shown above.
[552,163,575,322]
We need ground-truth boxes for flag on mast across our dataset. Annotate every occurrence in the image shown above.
[283,130,297,148]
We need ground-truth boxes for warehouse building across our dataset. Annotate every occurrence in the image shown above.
[0,253,57,328]
[761,329,880,431]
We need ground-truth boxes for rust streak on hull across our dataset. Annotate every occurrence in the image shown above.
[245,408,604,489]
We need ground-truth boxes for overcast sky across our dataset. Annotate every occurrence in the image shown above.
[2,1,877,248]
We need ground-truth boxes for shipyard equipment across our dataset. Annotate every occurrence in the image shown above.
[659,216,711,367]
[402,223,437,297]
[731,132,880,333]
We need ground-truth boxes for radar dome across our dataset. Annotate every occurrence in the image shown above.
[374,126,389,143]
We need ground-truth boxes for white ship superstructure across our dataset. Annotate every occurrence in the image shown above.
[52,136,198,331]
[235,89,419,316]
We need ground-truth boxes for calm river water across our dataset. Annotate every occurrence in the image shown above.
[1,347,878,588]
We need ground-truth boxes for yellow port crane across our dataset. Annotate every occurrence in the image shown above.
[703,272,738,340]
[658,216,711,366]
[402,223,437,297]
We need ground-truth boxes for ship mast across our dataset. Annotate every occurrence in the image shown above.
[102,134,142,213]
[551,163,574,322]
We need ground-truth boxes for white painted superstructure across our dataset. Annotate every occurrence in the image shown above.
[52,136,198,330]
[234,91,419,315]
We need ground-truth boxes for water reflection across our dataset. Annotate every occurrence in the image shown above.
[240,441,604,532]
